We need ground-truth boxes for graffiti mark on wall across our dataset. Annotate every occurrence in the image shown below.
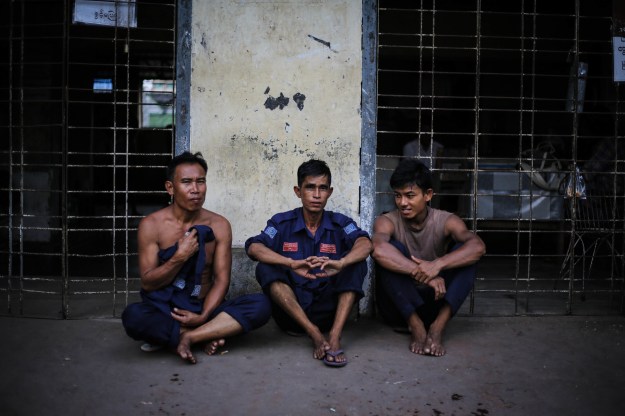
[264,92,289,110]
[293,93,306,110]
[307,34,337,53]
[263,88,306,111]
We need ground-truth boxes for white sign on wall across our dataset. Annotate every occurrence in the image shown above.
[614,37,625,82]
[73,0,137,28]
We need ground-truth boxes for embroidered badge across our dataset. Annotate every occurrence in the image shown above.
[191,285,201,297]
[283,242,298,252]
[264,226,278,239]
[343,223,357,235]
[173,277,186,290]
[319,243,337,254]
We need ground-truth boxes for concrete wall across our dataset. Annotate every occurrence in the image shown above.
[190,0,363,245]
[189,1,365,300]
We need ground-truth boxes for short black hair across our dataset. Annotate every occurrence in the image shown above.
[297,159,332,187]
[167,151,208,181]
[390,158,432,191]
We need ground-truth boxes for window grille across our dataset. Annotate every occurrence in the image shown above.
[377,0,625,314]
[1,0,177,318]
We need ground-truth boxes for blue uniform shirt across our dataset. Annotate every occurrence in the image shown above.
[245,207,369,263]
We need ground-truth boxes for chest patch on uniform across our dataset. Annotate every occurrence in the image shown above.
[283,242,298,252]
[319,243,337,254]
[343,223,357,235]
[263,226,278,239]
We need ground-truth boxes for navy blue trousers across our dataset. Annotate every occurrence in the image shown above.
[256,261,367,333]
[122,293,271,348]
[375,239,476,328]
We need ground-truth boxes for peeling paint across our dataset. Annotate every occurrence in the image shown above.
[264,93,289,110]
[293,93,306,110]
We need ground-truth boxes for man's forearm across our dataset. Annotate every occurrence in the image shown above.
[248,243,292,267]
[372,241,417,276]
[435,238,485,272]
[141,256,186,291]
[200,279,229,319]
[340,237,372,267]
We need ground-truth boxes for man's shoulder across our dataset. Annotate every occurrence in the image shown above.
[141,205,171,226]
[430,207,454,220]
[200,208,229,224]
[270,208,298,223]
[326,210,356,225]
[198,209,232,237]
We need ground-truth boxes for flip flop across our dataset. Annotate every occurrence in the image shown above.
[140,342,164,352]
[323,349,348,367]
[392,326,411,334]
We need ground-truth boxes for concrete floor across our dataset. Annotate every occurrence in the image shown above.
[1,315,624,416]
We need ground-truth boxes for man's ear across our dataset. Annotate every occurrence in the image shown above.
[165,180,174,196]
[293,185,301,198]
[424,188,433,202]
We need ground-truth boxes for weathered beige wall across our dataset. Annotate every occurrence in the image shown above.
[190,0,363,247]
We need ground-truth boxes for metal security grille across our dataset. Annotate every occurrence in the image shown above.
[0,0,176,318]
[377,0,625,315]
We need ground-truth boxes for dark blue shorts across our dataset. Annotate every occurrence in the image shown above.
[375,239,476,328]
[255,261,367,333]
[122,293,271,348]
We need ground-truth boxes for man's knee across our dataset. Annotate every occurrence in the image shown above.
[255,262,289,289]
[247,293,272,324]
[121,302,145,339]
[267,280,296,301]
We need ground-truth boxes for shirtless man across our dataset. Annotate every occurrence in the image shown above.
[122,151,271,364]
[372,159,485,356]
[245,159,372,367]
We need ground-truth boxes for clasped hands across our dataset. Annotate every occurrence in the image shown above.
[410,256,446,300]
[290,256,344,280]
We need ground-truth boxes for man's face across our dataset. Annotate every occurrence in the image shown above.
[393,183,432,220]
[294,174,333,214]
[166,162,207,211]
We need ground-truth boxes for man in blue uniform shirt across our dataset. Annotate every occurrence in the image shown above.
[246,159,372,367]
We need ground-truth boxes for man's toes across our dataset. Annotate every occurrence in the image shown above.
[409,342,423,355]
[431,344,446,357]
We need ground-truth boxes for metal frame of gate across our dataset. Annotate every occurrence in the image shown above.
[371,0,625,315]
[1,0,180,318]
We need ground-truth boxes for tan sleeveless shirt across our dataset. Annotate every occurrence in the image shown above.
[383,206,452,261]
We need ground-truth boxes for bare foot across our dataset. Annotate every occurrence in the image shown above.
[204,339,226,356]
[409,326,428,355]
[176,333,197,364]
[310,332,330,360]
[424,330,446,357]
[325,335,347,365]
[407,313,428,355]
